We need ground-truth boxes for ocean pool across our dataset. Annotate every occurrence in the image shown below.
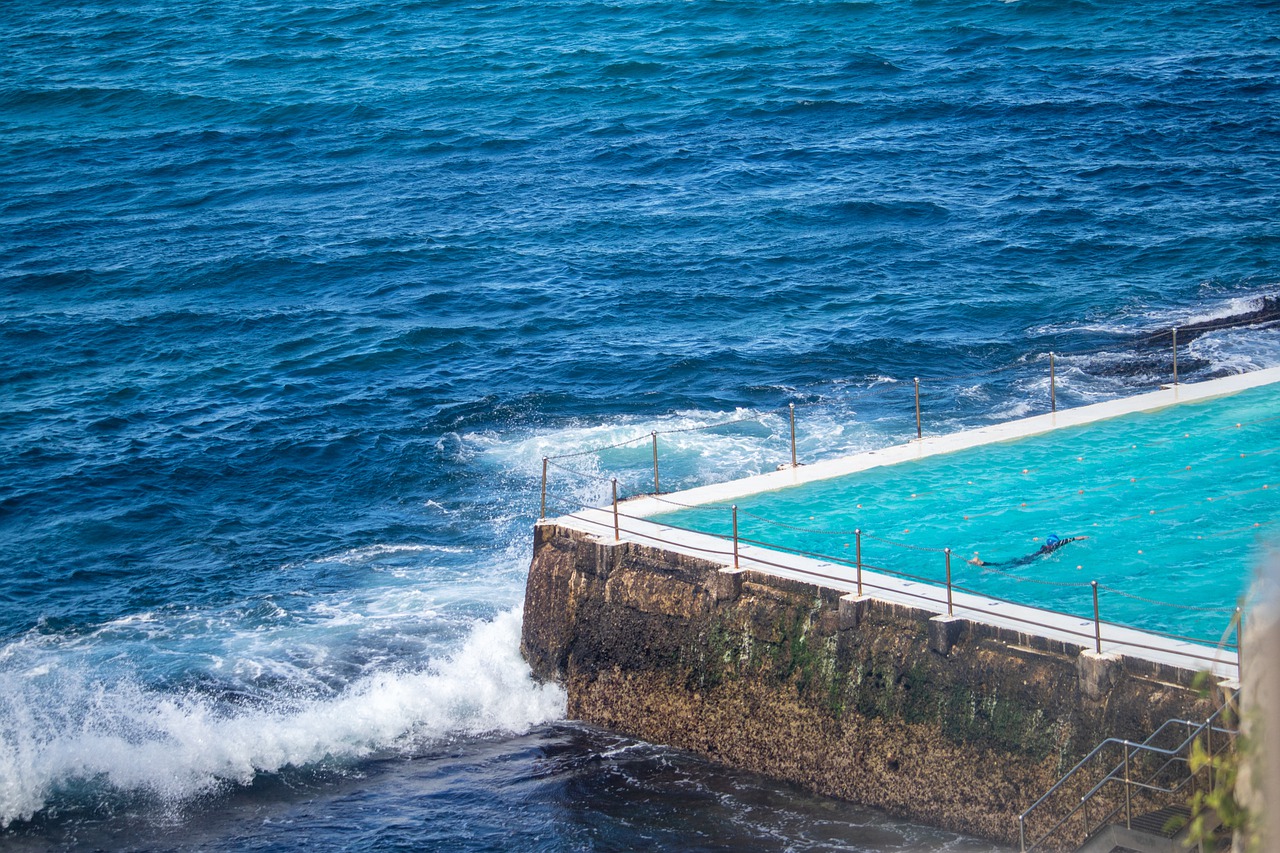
[651,381,1280,643]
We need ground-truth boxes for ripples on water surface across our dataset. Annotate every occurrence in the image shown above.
[1,0,1278,848]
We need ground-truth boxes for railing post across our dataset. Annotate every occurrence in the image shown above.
[945,547,953,616]
[1190,760,1199,804]
[540,456,548,519]
[855,528,863,596]
[1206,718,1214,796]
[1018,814,1026,853]
[914,377,922,439]
[651,430,660,494]
[1123,742,1132,829]
[1172,327,1179,386]
[732,504,739,569]
[1050,352,1057,413]
[1236,604,1244,679]
[1186,719,1198,802]
[789,402,798,468]
[611,478,619,541]
[1092,581,1101,654]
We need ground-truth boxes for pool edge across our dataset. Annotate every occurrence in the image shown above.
[625,366,1280,516]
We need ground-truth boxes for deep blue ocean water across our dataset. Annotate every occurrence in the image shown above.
[2,0,1278,848]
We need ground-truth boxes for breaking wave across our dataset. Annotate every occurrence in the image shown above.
[0,608,563,828]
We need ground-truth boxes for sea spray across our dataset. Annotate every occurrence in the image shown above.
[0,608,564,828]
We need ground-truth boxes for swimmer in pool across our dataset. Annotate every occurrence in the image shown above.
[967,534,1087,567]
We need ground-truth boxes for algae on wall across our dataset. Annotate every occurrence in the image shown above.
[521,522,1220,846]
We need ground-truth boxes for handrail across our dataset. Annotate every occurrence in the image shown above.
[539,363,1270,646]
[537,326,1269,852]
[554,501,1242,853]
[1017,700,1238,852]
[557,506,1242,674]
[541,314,1280,469]
[640,508,1238,663]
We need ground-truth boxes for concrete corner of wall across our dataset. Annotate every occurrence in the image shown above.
[1076,650,1122,702]
[927,615,966,656]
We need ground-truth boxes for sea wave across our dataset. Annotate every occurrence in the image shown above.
[0,608,563,829]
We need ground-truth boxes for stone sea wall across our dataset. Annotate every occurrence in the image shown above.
[520,522,1221,846]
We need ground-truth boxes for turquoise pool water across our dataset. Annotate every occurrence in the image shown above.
[652,383,1280,643]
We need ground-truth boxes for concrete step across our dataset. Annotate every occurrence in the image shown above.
[1074,806,1191,853]
[1129,805,1190,838]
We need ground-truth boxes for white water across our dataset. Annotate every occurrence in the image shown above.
[0,608,564,828]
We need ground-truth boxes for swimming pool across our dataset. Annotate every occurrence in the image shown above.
[650,381,1280,643]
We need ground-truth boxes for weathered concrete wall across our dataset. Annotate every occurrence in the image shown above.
[521,522,1221,847]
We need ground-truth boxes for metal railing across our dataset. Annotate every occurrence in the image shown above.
[1017,700,1238,852]
[558,500,1244,677]
[537,315,1280,516]
[531,318,1268,852]
[530,319,1274,663]
[551,493,1244,852]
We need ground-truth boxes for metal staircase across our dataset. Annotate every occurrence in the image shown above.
[1017,699,1236,852]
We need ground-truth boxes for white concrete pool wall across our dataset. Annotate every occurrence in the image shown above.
[550,368,1280,680]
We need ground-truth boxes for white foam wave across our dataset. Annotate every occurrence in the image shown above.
[1030,292,1278,339]
[327,543,472,563]
[489,407,781,474]
[984,399,1036,421]
[1110,294,1271,332]
[1044,312,1280,385]
[487,404,885,510]
[1180,293,1275,327]
[281,543,471,572]
[1188,326,1280,374]
[0,608,564,828]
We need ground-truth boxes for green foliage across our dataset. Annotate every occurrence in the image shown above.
[1183,687,1254,851]
[1185,735,1250,849]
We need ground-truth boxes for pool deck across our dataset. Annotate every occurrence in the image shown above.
[553,369,1280,681]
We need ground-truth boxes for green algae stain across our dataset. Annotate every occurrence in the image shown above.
[692,595,1063,759]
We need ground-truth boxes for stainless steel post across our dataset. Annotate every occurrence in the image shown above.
[541,456,548,519]
[914,377,921,439]
[1050,352,1057,413]
[1172,327,1179,386]
[789,403,797,468]
[855,528,863,596]
[945,547,953,616]
[651,431,659,494]
[1092,581,1101,654]
[732,505,739,569]
[1124,743,1132,829]
[1236,604,1244,679]
[612,478,619,541]
[1206,718,1214,796]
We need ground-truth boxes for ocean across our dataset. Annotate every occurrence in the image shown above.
[1,0,1277,849]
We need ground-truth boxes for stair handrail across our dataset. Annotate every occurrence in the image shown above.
[1018,700,1237,852]
[1068,719,1236,846]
